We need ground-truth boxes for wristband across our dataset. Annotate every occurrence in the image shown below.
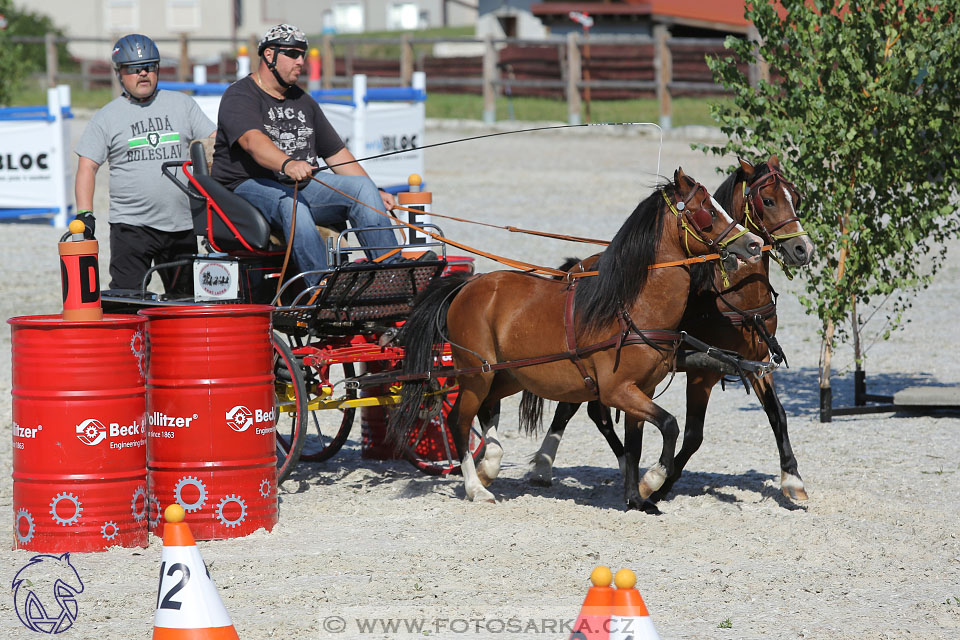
[77,210,93,215]
[280,158,293,175]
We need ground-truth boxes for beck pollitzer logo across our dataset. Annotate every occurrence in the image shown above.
[12,553,85,634]
[225,405,253,432]
[75,419,106,446]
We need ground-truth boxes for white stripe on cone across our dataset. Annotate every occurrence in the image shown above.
[154,545,234,629]
[610,615,660,640]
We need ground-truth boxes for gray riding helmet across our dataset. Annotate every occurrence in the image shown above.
[112,34,160,69]
[112,34,161,101]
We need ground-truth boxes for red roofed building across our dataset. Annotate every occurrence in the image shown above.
[478,0,751,39]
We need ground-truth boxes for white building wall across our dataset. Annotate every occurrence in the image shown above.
[17,0,477,63]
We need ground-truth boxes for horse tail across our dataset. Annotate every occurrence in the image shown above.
[390,273,472,446]
[518,390,545,435]
[517,257,581,435]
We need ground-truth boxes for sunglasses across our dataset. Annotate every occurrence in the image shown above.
[121,63,158,75]
[277,48,306,60]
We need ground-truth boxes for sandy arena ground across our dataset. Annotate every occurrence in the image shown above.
[1,118,958,639]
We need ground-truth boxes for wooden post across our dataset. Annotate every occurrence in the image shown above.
[178,33,189,82]
[654,24,672,130]
[566,32,582,125]
[400,33,413,86]
[80,59,92,91]
[322,35,334,88]
[482,33,497,124]
[248,34,259,70]
[345,42,355,80]
[45,33,58,87]
[747,24,770,87]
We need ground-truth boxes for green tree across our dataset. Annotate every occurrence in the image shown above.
[0,0,72,103]
[0,0,26,105]
[701,0,960,417]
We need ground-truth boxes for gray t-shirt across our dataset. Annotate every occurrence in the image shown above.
[75,90,215,232]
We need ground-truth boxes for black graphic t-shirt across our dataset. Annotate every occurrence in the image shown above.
[212,75,345,190]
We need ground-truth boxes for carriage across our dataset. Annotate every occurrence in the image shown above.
[100,140,485,484]
[99,139,810,510]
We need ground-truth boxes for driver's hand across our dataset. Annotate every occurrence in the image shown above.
[282,159,315,181]
[379,189,395,211]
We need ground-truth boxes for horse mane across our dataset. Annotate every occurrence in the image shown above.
[573,181,671,333]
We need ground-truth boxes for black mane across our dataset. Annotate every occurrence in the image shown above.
[574,182,672,333]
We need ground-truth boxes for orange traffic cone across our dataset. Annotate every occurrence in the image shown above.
[153,505,240,639]
[610,569,659,640]
[569,566,614,640]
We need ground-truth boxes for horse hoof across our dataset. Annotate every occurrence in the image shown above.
[781,472,808,501]
[528,475,553,488]
[640,500,662,515]
[782,485,809,501]
[626,498,662,515]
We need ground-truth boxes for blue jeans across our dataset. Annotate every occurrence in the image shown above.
[234,173,399,284]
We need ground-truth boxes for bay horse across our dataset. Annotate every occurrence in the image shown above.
[390,168,764,511]
[526,156,815,503]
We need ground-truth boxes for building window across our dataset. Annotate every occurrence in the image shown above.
[105,0,139,31]
[333,4,365,34]
[386,3,419,31]
[166,0,200,32]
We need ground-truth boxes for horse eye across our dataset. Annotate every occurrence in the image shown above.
[762,198,774,207]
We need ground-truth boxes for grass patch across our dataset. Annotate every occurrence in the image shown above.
[427,93,725,127]
[8,79,724,129]
[718,618,733,629]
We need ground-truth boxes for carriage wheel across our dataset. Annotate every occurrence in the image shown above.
[273,335,308,484]
[400,380,485,476]
[297,361,357,462]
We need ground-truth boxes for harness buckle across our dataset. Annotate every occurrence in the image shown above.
[480,362,492,373]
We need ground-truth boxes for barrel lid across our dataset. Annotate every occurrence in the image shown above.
[138,304,275,318]
[7,314,146,327]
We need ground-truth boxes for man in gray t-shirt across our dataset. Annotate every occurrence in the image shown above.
[74,34,215,292]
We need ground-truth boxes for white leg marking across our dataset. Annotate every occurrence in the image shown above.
[476,425,503,486]
[461,450,496,503]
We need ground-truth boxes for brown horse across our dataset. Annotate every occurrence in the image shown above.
[390,168,764,511]
[526,156,815,503]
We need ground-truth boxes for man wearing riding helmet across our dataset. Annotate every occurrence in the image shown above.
[212,24,400,282]
[74,34,216,293]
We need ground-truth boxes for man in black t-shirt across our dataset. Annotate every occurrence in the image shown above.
[212,24,399,283]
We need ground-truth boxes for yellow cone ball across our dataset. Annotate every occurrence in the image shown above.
[614,568,637,590]
[68,219,85,234]
[164,503,186,523]
[590,566,613,587]
[408,173,422,187]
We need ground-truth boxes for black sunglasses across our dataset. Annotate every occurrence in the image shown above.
[121,63,158,75]
[277,48,306,60]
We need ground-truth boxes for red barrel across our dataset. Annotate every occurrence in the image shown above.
[140,305,277,540]
[9,315,148,552]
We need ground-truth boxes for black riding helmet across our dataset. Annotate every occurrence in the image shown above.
[258,24,308,88]
[112,34,160,102]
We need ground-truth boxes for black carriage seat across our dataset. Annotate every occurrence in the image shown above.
[188,140,275,252]
[188,140,346,254]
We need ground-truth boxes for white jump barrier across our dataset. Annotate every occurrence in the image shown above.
[163,72,426,193]
[0,85,73,227]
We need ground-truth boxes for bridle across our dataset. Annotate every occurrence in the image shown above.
[662,182,749,256]
[742,168,807,246]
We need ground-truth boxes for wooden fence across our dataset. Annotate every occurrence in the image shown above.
[15,30,768,127]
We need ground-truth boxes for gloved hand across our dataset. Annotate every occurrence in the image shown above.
[74,211,96,239]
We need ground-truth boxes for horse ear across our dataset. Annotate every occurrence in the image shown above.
[769,154,781,169]
[674,167,693,191]
[738,157,756,178]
